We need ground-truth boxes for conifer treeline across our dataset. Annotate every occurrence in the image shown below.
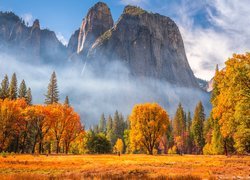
[0,73,32,104]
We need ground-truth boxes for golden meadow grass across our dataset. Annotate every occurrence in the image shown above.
[0,154,249,179]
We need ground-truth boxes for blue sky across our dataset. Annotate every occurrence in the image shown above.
[0,0,125,42]
[1,0,249,80]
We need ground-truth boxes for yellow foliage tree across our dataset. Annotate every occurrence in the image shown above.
[113,138,124,154]
[129,103,170,155]
[212,53,250,154]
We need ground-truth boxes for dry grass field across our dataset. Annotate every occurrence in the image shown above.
[0,154,249,179]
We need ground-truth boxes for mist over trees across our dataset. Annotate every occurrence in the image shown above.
[0,53,249,155]
[0,53,211,127]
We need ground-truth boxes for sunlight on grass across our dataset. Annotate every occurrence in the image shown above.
[0,154,249,179]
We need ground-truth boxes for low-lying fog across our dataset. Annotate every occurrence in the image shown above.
[0,53,211,127]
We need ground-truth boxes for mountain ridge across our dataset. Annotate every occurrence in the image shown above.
[0,3,205,89]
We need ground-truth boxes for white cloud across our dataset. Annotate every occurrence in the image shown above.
[120,0,250,80]
[21,13,34,26]
[56,32,68,46]
[173,0,250,80]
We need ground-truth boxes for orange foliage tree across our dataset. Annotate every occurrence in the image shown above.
[22,103,83,154]
[0,99,27,152]
[24,105,51,153]
[129,103,170,154]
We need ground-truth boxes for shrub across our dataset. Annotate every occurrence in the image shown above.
[168,146,177,154]
[1,151,8,158]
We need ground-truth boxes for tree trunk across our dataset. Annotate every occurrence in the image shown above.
[56,140,59,154]
[39,142,42,154]
[224,140,228,156]
[148,147,153,155]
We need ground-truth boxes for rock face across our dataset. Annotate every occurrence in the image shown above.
[88,6,199,88]
[68,29,80,55]
[77,2,113,57]
[0,12,66,64]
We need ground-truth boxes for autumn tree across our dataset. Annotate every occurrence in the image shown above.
[9,73,18,100]
[45,71,59,104]
[191,101,205,154]
[212,53,250,154]
[62,105,82,154]
[203,65,224,155]
[113,138,124,154]
[0,74,9,99]
[0,99,27,152]
[129,103,170,155]
[47,104,67,153]
[24,105,51,153]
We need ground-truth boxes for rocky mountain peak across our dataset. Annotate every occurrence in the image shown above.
[77,2,114,55]
[88,5,199,88]
[32,19,40,29]
[123,5,147,16]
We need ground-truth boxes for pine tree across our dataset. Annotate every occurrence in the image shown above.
[106,115,115,147]
[18,80,27,99]
[106,115,112,132]
[99,113,106,133]
[9,73,18,100]
[187,111,192,133]
[211,119,224,154]
[0,74,9,99]
[113,110,124,140]
[186,111,193,153]
[204,65,224,155]
[113,110,119,136]
[173,103,185,137]
[191,101,205,154]
[45,71,59,104]
[64,96,70,106]
[26,88,32,105]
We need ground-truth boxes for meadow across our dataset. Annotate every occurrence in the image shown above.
[0,154,249,179]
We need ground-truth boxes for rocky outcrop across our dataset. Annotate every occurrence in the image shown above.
[88,6,199,88]
[207,78,214,92]
[0,12,66,64]
[77,2,113,57]
[68,29,80,55]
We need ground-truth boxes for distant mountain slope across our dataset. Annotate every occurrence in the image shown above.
[0,4,200,88]
[0,12,67,64]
